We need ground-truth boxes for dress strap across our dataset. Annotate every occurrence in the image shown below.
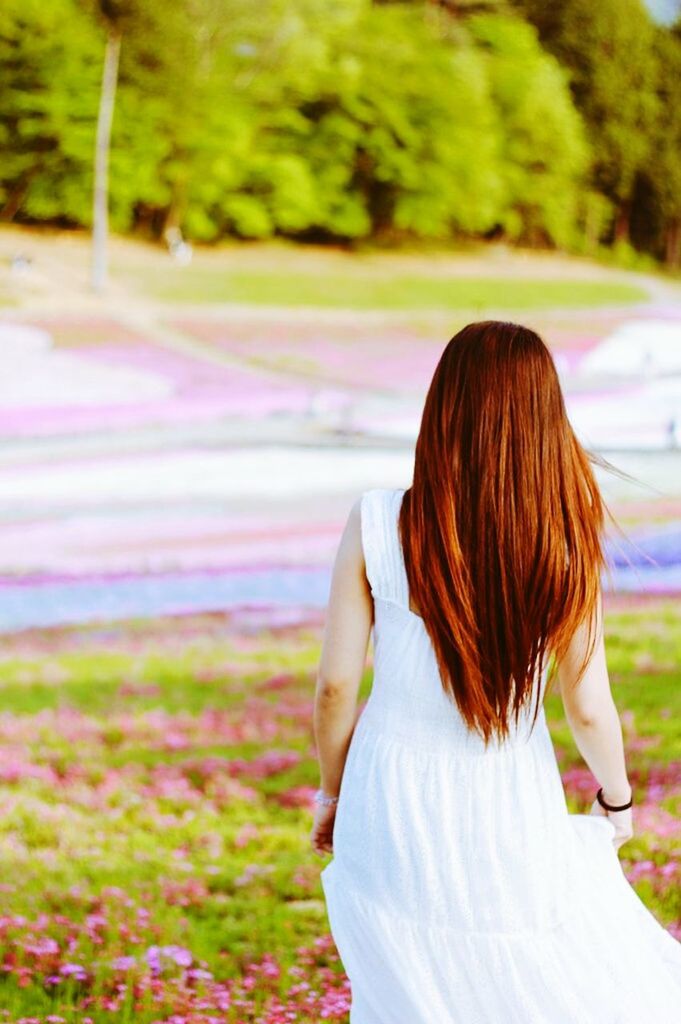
[360,488,409,607]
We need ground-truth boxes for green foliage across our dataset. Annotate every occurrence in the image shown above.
[238,3,502,241]
[633,25,681,263]
[467,13,589,247]
[0,0,679,261]
[0,0,101,223]
[540,0,658,206]
[511,0,669,255]
[0,600,677,1017]
[117,263,649,308]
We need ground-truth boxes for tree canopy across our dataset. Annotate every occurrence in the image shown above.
[0,0,679,263]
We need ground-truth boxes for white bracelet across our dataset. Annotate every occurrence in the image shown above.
[314,787,339,806]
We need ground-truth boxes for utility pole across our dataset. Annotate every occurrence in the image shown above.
[91,30,121,294]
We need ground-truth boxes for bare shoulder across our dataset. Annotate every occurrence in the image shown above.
[328,496,370,603]
[348,493,363,519]
[330,495,365,574]
[341,495,363,548]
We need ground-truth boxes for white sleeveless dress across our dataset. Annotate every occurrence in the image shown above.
[320,487,681,1023]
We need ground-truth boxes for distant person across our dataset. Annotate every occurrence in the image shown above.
[311,321,681,1022]
[9,253,32,274]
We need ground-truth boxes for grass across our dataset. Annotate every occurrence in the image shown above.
[0,602,676,1021]
[545,601,681,761]
[120,266,649,310]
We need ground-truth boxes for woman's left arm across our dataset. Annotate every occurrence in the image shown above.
[310,496,373,855]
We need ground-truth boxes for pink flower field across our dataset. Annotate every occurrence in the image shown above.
[0,248,679,1020]
[0,603,676,1022]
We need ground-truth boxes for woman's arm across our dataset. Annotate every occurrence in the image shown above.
[313,496,374,801]
[556,589,634,847]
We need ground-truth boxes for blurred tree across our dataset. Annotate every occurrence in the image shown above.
[146,0,508,241]
[271,1,504,241]
[373,0,507,12]
[632,23,681,264]
[114,0,248,238]
[510,0,659,247]
[0,0,636,255]
[467,14,589,248]
[0,0,100,224]
[182,1,585,245]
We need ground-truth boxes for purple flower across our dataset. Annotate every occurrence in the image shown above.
[60,963,88,981]
[110,956,137,972]
[162,944,193,967]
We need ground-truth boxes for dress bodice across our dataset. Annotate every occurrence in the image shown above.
[358,487,550,754]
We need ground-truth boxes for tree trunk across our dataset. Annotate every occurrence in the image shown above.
[614,201,630,245]
[91,30,121,294]
[583,193,599,255]
[0,173,34,221]
[665,218,681,268]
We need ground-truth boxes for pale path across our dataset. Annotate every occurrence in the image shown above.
[1,228,680,631]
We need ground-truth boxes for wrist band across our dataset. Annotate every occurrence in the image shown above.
[314,787,339,807]
[596,786,633,812]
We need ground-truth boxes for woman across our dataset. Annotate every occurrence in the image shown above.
[311,321,681,1023]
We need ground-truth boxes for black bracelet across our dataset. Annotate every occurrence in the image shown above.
[596,786,633,812]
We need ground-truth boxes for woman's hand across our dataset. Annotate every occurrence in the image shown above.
[310,803,337,857]
[589,798,634,851]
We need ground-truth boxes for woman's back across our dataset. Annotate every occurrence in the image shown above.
[315,321,681,1023]
[325,487,580,934]
[319,485,681,1023]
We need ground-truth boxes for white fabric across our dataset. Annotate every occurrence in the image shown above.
[320,486,681,1023]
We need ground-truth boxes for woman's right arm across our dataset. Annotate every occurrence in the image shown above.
[556,590,634,849]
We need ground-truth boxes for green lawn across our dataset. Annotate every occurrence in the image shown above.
[0,602,676,1020]
[121,265,649,310]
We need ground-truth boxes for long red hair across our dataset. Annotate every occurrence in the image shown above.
[398,320,621,746]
